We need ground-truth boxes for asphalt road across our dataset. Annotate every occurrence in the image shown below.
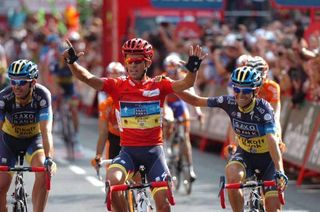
[9,113,320,212]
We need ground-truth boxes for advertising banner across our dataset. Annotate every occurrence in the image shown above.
[283,102,319,166]
[150,0,224,9]
[305,105,320,172]
[273,0,320,8]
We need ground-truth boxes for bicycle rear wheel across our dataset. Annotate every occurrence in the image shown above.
[168,156,181,191]
[60,106,75,160]
[181,163,192,195]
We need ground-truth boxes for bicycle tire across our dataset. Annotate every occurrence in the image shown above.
[13,200,27,212]
[247,187,265,212]
[171,158,181,191]
[181,163,192,195]
[60,105,75,160]
[136,191,153,212]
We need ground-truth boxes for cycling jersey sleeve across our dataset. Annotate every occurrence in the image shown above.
[102,77,117,96]
[261,101,277,135]
[159,76,174,96]
[0,89,6,121]
[38,86,53,121]
[207,96,232,111]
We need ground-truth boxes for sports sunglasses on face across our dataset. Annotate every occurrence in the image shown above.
[10,79,32,86]
[125,57,146,65]
[233,86,255,94]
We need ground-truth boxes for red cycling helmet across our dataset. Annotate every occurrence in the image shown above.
[122,38,154,61]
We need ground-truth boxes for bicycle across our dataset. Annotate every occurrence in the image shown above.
[54,95,76,160]
[94,159,113,181]
[0,151,51,212]
[165,119,193,194]
[218,173,285,212]
[94,159,136,211]
[106,165,175,212]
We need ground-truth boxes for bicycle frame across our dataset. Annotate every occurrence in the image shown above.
[59,97,76,160]
[106,166,175,211]
[218,176,285,211]
[0,153,50,212]
[165,120,192,194]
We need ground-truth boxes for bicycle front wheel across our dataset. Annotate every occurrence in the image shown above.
[182,163,192,195]
[13,200,27,212]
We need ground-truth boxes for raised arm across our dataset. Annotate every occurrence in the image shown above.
[63,39,104,91]
[172,45,207,92]
[176,90,208,107]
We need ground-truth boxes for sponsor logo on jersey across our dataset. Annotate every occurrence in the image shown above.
[12,112,36,124]
[233,119,259,137]
[142,89,160,97]
[120,101,161,129]
[264,113,272,121]
[256,106,265,114]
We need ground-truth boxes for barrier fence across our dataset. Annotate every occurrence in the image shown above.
[190,84,320,185]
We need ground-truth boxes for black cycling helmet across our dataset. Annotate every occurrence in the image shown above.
[8,59,39,79]
[231,66,262,88]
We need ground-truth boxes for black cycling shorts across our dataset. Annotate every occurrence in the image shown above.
[0,132,43,166]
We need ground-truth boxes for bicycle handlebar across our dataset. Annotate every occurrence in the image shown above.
[107,180,175,211]
[218,176,285,209]
[225,180,276,189]
[0,165,51,191]
[94,159,113,181]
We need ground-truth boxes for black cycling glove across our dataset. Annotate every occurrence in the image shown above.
[185,56,202,73]
[65,46,79,64]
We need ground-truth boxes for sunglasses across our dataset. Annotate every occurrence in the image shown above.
[10,79,32,86]
[233,86,255,94]
[125,57,146,65]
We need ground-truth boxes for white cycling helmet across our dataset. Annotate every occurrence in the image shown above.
[106,62,125,75]
[163,53,182,68]
[237,54,253,67]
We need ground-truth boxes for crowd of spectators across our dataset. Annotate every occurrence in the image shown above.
[0,2,319,110]
[0,2,103,107]
[142,11,320,107]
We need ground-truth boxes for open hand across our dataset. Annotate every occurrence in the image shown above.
[63,39,85,64]
[184,45,208,73]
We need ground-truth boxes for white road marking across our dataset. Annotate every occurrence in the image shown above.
[86,176,105,187]
[69,165,86,175]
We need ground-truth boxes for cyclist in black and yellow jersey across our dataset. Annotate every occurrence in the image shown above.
[177,66,288,212]
[0,59,56,212]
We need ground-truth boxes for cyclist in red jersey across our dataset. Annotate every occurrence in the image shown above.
[63,38,206,212]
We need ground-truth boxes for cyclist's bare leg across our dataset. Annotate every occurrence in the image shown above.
[0,173,12,212]
[265,195,281,211]
[31,152,48,212]
[153,189,170,212]
[225,163,245,212]
[106,167,128,212]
